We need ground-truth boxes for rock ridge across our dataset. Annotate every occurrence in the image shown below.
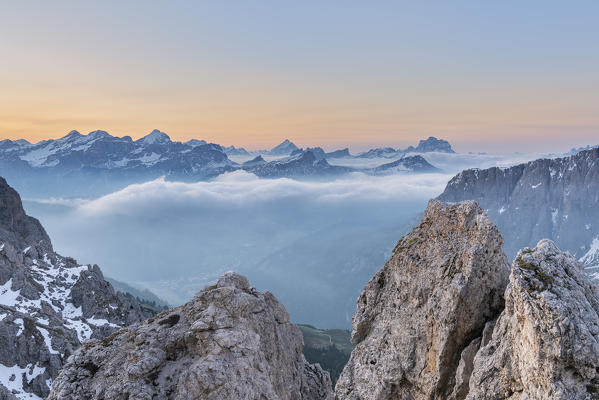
[466,239,599,399]
[48,272,334,400]
[0,177,147,399]
[336,200,599,400]
[336,200,510,399]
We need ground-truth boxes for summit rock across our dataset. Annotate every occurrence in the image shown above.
[48,272,334,400]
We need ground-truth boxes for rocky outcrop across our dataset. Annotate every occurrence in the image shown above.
[437,147,599,280]
[0,177,147,399]
[337,199,599,400]
[336,200,510,399]
[48,272,333,400]
[0,177,50,250]
[404,136,455,154]
[466,240,599,400]
[372,155,440,175]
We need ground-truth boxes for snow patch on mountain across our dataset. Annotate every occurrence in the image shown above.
[137,129,171,145]
[581,236,599,280]
[0,363,46,400]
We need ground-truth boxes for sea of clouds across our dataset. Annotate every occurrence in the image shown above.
[23,151,546,327]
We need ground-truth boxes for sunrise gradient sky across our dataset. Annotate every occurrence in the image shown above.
[1,1,598,152]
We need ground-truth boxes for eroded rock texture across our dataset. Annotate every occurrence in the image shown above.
[437,148,599,281]
[48,272,333,400]
[335,200,510,399]
[466,240,599,400]
[337,200,599,400]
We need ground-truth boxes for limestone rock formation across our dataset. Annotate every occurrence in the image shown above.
[437,147,599,281]
[466,240,599,400]
[335,200,510,399]
[48,272,333,400]
[337,199,599,400]
[0,177,147,399]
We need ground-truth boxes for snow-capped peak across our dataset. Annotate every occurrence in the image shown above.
[137,129,171,145]
[87,130,111,139]
[268,139,299,155]
[59,130,83,142]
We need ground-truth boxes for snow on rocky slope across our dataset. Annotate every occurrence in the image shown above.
[438,147,599,282]
[47,272,334,400]
[0,177,146,399]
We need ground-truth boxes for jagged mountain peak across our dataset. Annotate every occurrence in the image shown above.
[0,177,147,399]
[58,130,83,142]
[268,139,299,155]
[437,147,599,279]
[372,154,441,174]
[404,136,455,153]
[66,130,81,137]
[466,239,599,399]
[242,155,266,167]
[137,129,171,145]
[48,271,333,400]
[337,200,509,399]
[337,199,599,399]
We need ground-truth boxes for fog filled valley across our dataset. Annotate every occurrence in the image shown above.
[14,141,549,329]
[22,171,447,328]
[2,133,599,399]
[3,130,599,399]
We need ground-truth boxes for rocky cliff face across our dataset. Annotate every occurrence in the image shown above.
[437,148,599,281]
[0,177,147,399]
[466,240,599,399]
[0,177,50,250]
[48,272,333,400]
[337,200,599,400]
[467,240,599,400]
[336,200,510,399]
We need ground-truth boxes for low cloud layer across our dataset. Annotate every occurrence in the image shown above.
[21,150,561,327]
[78,170,452,217]
[25,170,454,328]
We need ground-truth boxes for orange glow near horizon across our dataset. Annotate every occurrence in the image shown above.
[1,2,598,153]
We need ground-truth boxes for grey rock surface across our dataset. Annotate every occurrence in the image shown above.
[337,199,599,400]
[0,177,146,399]
[437,147,599,281]
[48,272,333,400]
[0,177,50,250]
[466,240,599,400]
[335,200,509,399]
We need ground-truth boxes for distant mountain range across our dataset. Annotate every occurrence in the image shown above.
[0,131,450,197]
[438,147,599,282]
[355,136,455,159]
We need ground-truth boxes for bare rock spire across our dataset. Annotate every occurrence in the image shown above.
[336,200,510,399]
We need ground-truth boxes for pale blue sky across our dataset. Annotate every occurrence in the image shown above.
[1,1,598,151]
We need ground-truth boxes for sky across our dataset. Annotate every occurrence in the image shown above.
[1,1,598,152]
